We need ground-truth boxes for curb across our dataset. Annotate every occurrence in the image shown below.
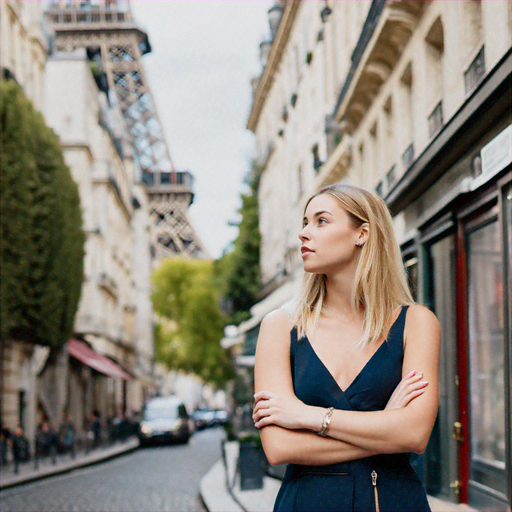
[200,458,243,512]
[0,438,140,490]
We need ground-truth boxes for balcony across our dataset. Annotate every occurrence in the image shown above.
[143,171,195,203]
[313,135,352,190]
[44,1,151,55]
[333,0,427,133]
[98,272,118,298]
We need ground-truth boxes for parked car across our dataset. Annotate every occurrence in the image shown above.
[212,409,228,426]
[139,396,191,445]
[192,408,215,430]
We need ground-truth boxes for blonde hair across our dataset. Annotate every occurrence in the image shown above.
[292,183,416,347]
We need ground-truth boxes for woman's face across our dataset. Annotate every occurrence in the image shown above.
[299,193,366,274]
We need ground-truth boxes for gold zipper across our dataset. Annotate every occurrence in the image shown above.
[372,470,380,512]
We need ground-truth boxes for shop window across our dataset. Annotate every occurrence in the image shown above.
[423,235,458,500]
[467,218,507,498]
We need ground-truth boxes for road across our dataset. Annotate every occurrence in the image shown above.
[0,427,225,512]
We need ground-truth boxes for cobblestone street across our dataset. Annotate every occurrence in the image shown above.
[0,428,225,512]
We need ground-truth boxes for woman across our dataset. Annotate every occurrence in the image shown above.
[253,184,440,512]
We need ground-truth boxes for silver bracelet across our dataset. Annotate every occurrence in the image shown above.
[317,407,334,436]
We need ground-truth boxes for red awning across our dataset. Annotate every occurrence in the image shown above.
[67,339,133,381]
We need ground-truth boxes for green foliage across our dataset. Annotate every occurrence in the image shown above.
[215,161,263,325]
[151,258,234,387]
[0,79,85,348]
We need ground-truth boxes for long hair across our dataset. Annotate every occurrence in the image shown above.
[292,183,416,347]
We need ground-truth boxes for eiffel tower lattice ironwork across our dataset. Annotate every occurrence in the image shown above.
[45,0,207,260]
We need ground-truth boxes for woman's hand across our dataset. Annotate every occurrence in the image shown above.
[253,391,314,430]
[385,370,428,410]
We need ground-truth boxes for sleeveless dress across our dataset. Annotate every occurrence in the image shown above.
[273,306,431,512]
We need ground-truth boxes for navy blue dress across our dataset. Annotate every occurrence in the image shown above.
[273,306,431,512]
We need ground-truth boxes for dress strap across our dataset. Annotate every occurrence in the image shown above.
[289,326,298,363]
[387,305,409,349]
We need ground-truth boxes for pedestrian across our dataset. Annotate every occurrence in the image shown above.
[12,425,30,466]
[1,422,12,464]
[91,410,101,447]
[253,184,440,511]
[59,414,76,455]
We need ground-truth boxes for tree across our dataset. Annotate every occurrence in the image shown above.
[215,160,262,324]
[151,258,234,387]
[0,79,85,348]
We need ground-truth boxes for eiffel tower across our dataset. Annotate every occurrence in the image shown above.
[45,0,207,260]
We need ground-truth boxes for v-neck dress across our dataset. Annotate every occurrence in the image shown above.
[272,306,431,512]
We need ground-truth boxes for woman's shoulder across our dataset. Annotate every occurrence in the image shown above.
[260,308,295,339]
[404,304,441,345]
[405,304,440,325]
[256,309,295,356]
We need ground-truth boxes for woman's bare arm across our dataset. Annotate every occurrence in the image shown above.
[256,305,440,455]
[254,309,377,466]
[309,305,440,453]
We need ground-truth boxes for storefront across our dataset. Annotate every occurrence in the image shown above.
[390,51,511,509]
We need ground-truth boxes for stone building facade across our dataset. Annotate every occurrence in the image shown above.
[0,0,52,442]
[0,0,48,111]
[44,50,156,427]
[1,0,157,441]
[241,1,511,509]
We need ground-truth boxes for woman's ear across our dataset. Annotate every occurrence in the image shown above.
[359,222,369,244]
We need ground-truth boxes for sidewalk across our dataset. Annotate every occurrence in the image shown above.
[200,441,478,512]
[0,437,139,490]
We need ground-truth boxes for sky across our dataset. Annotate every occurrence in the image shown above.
[129,0,274,259]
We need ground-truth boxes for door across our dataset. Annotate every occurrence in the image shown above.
[423,233,460,502]
[464,205,508,509]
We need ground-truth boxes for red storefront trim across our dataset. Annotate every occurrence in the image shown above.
[67,339,132,381]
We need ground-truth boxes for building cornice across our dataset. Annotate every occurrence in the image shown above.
[246,0,301,133]
[386,49,512,214]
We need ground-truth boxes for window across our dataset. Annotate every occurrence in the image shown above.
[383,96,393,170]
[428,101,444,139]
[425,17,444,116]
[400,63,414,159]
[464,46,485,95]
[369,122,378,177]
[402,143,415,170]
[312,144,322,172]
[297,165,304,198]
[386,165,396,189]
[467,218,507,496]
